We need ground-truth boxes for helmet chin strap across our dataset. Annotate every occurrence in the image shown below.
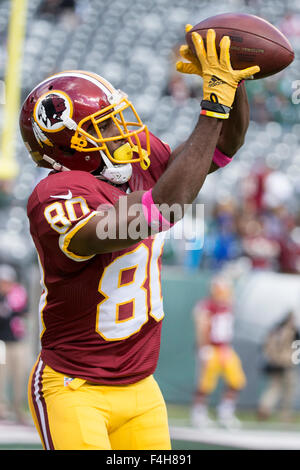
[98,150,132,184]
[81,132,133,185]
[42,154,71,172]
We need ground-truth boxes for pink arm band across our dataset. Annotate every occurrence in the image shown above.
[213,147,233,168]
[142,189,174,232]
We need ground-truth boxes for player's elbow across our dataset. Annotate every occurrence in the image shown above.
[231,134,245,156]
[219,131,245,158]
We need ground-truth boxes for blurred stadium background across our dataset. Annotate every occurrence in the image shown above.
[1,0,300,450]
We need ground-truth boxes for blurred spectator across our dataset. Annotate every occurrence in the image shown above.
[266,206,300,274]
[279,13,300,38]
[38,0,79,29]
[191,277,246,429]
[164,74,190,105]
[246,74,295,125]
[0,264,29,424]
[257,311,300,421]
[250,93,271,123]
[38,0,76,16]
[209,200,242,268]
[262,171,293,211]
[238,215,280,270]
[0,180,13,209]
[164,45,200,105]
[38,0,63,17]
[59,0,80,30]
[240,163,272,215]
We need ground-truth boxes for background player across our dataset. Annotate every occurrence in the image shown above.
[0,264,29,424]
[257,311,300,421]
[19,30,259,449]
[192,276,246,428]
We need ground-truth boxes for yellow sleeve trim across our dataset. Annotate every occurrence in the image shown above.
[59,211,99,262]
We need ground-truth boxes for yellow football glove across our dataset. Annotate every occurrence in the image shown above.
[176,24,202,77]
[192,29,260,119]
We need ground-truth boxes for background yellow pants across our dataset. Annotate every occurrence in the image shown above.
[198,346,246,394]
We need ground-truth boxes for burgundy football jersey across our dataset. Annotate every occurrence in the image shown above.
[27,132,171,384]
[195,298,234,346]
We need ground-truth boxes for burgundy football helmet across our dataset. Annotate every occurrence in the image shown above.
[19,70,151,183]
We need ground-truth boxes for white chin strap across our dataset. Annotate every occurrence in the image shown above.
[78,129,132,184]
[99,150,132,184]
[42,155,71,172]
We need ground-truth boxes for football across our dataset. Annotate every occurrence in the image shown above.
[185,13,294,79]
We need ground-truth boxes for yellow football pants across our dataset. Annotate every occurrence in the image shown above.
[198,346,246,394]
[28,357,171,450]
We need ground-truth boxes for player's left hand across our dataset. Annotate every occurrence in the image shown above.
[176,24,203,76]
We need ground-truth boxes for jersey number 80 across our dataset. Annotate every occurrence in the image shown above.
[43,198,165,342]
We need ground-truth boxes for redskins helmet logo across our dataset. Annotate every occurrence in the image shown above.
[33,90,73,132]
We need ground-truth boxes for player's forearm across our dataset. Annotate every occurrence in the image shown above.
[207,85,249,174]
[216,82,249,157]
[168,86,248,175]
[152,115,222,210]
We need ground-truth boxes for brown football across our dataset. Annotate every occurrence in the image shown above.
[186,13,294,79]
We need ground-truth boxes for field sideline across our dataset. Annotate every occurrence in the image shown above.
[1,405,300,450]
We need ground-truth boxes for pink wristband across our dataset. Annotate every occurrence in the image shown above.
[213,147,233,168]
[142,189,174,232]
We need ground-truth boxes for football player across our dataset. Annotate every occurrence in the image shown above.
[192,276,246,428]
[20,29,259,449]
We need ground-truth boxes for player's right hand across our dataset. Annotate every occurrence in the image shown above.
[193,29,260,118]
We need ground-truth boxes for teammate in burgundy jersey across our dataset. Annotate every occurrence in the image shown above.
[19,27,258,450]
[192,277,246,428]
